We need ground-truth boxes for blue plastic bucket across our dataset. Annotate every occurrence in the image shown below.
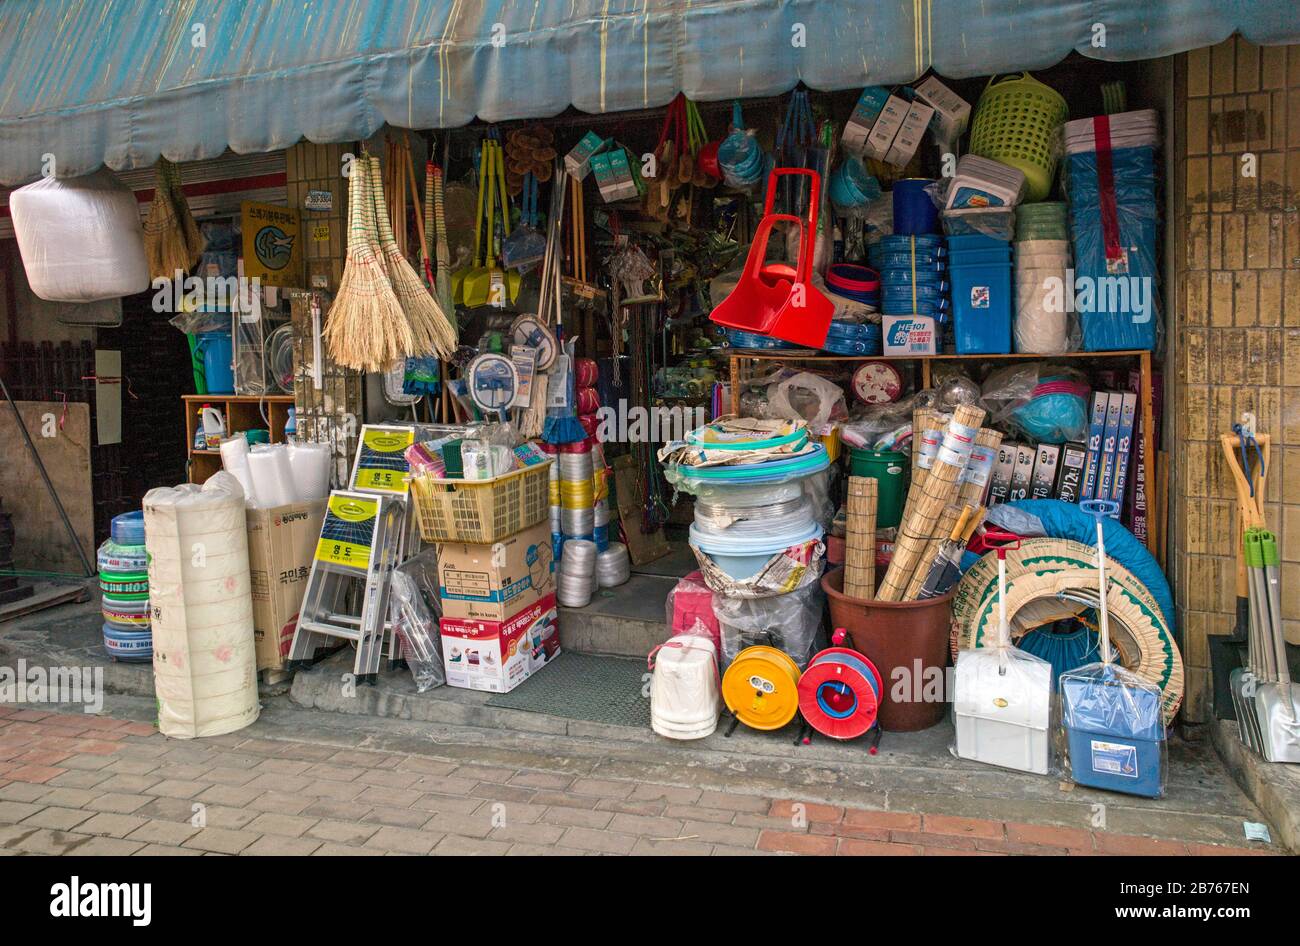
[892,179,939,235]
[196,330,235,394]
[949,261,1012,354]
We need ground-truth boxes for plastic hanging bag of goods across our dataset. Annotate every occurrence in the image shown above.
[980,363,1091,443]
[953,638,1055,775]
[9,168,151,302]
[388,549,446,692]
[1060,662,1166,798]
[714,580,826,671]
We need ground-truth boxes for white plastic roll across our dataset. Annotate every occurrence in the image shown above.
[247,448,294,507]
[218,435,257,505]
[143,472,259,739]
[287,442,331,502]
[1014,267,1070,354]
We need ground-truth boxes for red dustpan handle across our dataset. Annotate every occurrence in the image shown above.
[762,168,821,286]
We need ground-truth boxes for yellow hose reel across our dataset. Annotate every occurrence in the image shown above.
[721,645,802,731]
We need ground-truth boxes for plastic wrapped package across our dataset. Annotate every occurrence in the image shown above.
[144,472,258,739]
[1059,661,1166,797]
[714,580,827,671]
[802,469,835,529]
[941,206,1016,240]
[648,623,722,739]
[9,169,151,302]
[388,549,446,692]
[766,372,848,427]
[842,394,919,452]
[980,364,1091,443]
[953,643,1055,775]
[666,572,722,658]
[1063,144,1160,352]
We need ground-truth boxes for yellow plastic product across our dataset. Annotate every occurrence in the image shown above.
[592,467,609,502]
[409,461,551,543]
[559,478,595,509]
[722,645,802,731]
[969,73,1068,202]
[818,426,842,463]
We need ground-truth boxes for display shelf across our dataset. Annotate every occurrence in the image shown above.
[182,394,295,484]
[726,348,1158,555]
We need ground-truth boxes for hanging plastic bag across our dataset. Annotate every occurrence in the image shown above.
[718,102,764,189]
[981,363,1091,443]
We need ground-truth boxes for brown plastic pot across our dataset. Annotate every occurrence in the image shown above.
[821,567,954,732]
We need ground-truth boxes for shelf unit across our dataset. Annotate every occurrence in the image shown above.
[183,394,295,484]
[727,349,1157,554]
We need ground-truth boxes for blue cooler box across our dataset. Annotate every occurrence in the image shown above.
[1061,669,1164,798]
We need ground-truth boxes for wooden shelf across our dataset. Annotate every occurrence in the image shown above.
[183,393,296,484]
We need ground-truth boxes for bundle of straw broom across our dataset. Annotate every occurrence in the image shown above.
[143,158,205,279]
[324,155,414,372]
[369,154,455,359]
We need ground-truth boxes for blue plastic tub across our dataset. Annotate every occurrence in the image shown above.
[892,179,940,235]
[195,330,235,394]
[690,520,823,580]
[945,248,1013,265]
[1061,672,1164,798]
[949,261,1012,354]
[945,234,1011,252]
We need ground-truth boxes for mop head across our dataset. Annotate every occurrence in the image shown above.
[402,356,440,396]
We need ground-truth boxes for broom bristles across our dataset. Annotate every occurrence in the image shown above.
[369,156,456,360]
[326,158,414,372]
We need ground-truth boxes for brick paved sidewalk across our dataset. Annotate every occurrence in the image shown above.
[0,707,1276,856]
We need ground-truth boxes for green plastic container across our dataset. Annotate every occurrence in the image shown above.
[847,448,909,529]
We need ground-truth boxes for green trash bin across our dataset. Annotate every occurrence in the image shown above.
[847,448,909,529]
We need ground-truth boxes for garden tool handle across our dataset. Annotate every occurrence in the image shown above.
[471,145,487,267]
[741,213,808,285]
[982,529,1021,558]
[1080,499,1119,664]
[1079,498,1119,520]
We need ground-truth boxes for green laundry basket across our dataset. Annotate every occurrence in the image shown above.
[970,73,1068,202]
[847,448,909,529]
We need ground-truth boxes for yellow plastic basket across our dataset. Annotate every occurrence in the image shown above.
[969,73,1068,202]
[410,460,552,543]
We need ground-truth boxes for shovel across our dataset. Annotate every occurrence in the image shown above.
[1254,530,1300,762]
[462,141,500,308]
[491,140,523,302]
[453,144,489,305]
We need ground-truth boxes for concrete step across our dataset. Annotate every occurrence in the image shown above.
[557,573,674,658]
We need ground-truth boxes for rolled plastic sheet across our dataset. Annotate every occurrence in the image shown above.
[556,569,593,607]
[596,543,631,587]
[287,442,332,501]
[247,448,294,507]
[218,435,257,504]
[560,539,597,576]
[593,497,611,526]
[561,506,595,536]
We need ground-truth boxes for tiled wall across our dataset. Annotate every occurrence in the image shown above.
[1173,37,1299,723]
[285,142,350,291]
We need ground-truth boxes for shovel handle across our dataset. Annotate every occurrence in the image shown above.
[982,528,1020,558]
[1079,498,1119,521]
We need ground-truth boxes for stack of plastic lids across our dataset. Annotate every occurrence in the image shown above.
[946,234,1013,355]
[1061,110,1159,351]
[99,511,151,662]
[825,264,880,309]
[869,235,949,323]
[944,155,1026,210]
[690,493,821,582]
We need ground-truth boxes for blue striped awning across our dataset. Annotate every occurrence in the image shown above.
[1,0,1296,185]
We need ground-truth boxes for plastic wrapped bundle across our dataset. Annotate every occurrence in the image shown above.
[1060,661,1166,798]
[713,580,826,670]
[9,169,150,302]
[388,549,446,692]
[144,472,259,739]
[1063,112,1160,352]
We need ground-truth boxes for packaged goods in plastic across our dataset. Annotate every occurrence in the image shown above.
[144,472,259,739]
[388,550,446,692]
[9,169,150,302]
[1060,661,1166,797]
[649,629,721,740]
[954,644,1053,774]
[714,580,827,670]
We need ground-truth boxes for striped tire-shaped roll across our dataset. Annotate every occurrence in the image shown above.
[99,572,149,598]
[952,538,1182,722]
[102,624,153,662]
[97,541,148,572]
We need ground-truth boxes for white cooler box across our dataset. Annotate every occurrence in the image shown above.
[954,647,1051,774]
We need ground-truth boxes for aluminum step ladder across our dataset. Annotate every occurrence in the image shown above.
[287,491,406,685]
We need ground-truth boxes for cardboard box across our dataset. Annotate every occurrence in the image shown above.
[884,99,936,167]
[436,519,555,621]
[1007,444,1036,501]
[914,76,970,149]
[865,93,911,160]
[1055,442,1088,503]
[564,131,607,180]
[1029,445,1061,499]
[246,500,327,671]
[440,594,559,693]
[1081,392,1109,501]
[841,86,892,155]
[988,442,1018,505]
[882,315,938,356]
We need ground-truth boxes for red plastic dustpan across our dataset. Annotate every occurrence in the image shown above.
[710,167,833,348]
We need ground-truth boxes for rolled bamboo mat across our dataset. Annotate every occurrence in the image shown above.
[877,402,987,601]
[957,428,1003,508]
[899,407,942,529]
[844,476,878,599]
[904,502,965,600]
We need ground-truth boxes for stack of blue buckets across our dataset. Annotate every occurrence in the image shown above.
[869,235,949,330]
[946,233,1014,354]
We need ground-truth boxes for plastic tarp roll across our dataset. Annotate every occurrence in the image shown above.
[144,472,259,739]
[287,442,331,501]
[218,435,257,504]
[8,168,150,302]
[247,447,295,507]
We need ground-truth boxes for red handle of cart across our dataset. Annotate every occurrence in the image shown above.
[762,166,821,227]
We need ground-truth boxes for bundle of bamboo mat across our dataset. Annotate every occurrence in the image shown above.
[877,402,987,601]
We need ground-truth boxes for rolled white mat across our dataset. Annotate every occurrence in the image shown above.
[218,435,257,505]
[287,442,331,502]
[247,448,294,507]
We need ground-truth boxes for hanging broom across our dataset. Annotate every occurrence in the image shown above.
[324,155,414,372]
[166,159,206,267]
[143,158,197,280]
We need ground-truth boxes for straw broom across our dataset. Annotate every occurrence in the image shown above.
[369,155,454,360]
[401,146,458,356]
[877,402,987,601]
[843,476,878,600]
[324,156,413,372]
[143,158,199,280]
[167,159,206,266]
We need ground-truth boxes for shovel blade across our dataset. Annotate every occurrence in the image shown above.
[1256,683,1300,763]
[1230,667,1264,753]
